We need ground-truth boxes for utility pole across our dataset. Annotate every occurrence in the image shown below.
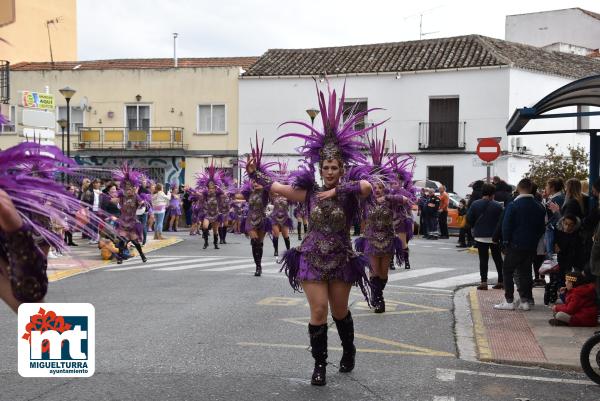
[46,17,62,65]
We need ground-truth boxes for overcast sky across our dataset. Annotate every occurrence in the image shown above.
[77,0,600,60]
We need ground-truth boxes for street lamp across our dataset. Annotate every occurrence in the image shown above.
[306,108,320,126]
[59,86,76,158]
[57,118,67,153]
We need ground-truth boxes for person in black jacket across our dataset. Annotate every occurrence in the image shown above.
[495,178,546,311]
[492,176,513,207]
[467,183,504,290]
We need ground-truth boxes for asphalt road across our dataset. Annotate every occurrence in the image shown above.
[1,232,599,401]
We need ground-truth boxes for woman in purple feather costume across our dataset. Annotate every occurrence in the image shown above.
[389,152,417,270]
[240,136,275,277]
[353,131,409,313]
[270,162,293,260]
[293,202,308,241]
[229,188,246,235]
[112,163,148,263]
[167,184,182,231]
[196,162,224,250]
[218,176,234,244]
[246,81,384,386]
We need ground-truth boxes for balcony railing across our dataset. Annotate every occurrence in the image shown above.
[77,126,187,150]
[418,121,466,150]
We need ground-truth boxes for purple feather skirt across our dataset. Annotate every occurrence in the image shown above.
[355,236,404,264]
[269,215,293,230]
[395,217,414,241]
[116,215,144,241]
[168,198,182,216]
[280,232,371,306]
[245,217,271,233]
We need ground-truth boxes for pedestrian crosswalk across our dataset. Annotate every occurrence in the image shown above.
[104,255,493,289]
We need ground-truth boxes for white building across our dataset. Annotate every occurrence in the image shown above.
[506,8,600,54]
[239,35,600,197]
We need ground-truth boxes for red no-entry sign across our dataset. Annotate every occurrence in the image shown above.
[476,138,501,163]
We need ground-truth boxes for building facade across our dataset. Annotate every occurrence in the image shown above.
[239,35,600,197]
[6,57,257,184]
[0,0,77,64]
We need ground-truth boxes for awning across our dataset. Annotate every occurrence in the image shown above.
[506,74,600,135]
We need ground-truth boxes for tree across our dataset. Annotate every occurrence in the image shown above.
[524,144,588,187]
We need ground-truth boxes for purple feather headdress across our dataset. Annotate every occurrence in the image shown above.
[112,162,142,188]
[389,143,416,188]
[195,160,223,188]
[367,129,397,183]
[240,132,277,178]
[276,80,386,167]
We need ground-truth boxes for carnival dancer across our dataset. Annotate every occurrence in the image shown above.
[112,163,149,263]
[270,162,293,260]
[218,175,233,244]
[355,132,409,313]
[0,142,105,312]
[241,135,274,276]
[389,152,417,270]
[188,187,203,236]
[196,163,224,250]
[229,190,247,234]
[246,82,383,385]
[294,202,308,241]
[167,183,182,232]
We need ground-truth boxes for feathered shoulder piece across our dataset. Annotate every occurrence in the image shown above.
[112,162,142,188]
[0,142,108,251]
[289,163,317,192]
[276,80,386,166]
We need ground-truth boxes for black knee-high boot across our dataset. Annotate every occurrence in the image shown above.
[283,236,290,250]
[370,276,388,313]
[308,323,328,386]
[213,233,220,249]
[404,248,411,270]
[222,226,227,244]
[218,227,224,244]
[251,238,262,276]
[333,311,355,373]
[202,229,209,249]
[132,240,147,263]
[303,223,308,236]
[297,222,302,240]
[273,236,279,257]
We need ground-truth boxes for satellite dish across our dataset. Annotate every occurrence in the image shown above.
[79,96,88,110]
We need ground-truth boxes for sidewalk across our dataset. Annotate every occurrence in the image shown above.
[47,234,183,282]
[468,286,598,370]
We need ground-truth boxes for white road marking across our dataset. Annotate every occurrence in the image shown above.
[433,397,455,401]
[387,267,454,282]
[417,272,497,288]
[109,257,221,272]
[436,368,594,385]
[262,267,283,274]
[386,284,453,293]
[201,261,278,272]
[156,259,256,271]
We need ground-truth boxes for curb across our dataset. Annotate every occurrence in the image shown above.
[47,237,183,282]
[455,287,585,373]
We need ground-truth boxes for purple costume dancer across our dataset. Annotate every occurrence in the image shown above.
[353,131,407,313]
[196,162,224,250]
[218,177,233,244]
[241,134,276,277]
[113,163,148,263]
[247,81,384,386]
[0,142,107,312]
[389,151,417,270]
[270,162,293,258]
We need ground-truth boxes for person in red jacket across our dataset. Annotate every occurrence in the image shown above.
[549,272,598,327]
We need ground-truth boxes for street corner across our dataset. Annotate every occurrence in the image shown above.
[47,236,183,283]
[458,286,599,371]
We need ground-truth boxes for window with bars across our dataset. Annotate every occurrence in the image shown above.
[197,104,226,133]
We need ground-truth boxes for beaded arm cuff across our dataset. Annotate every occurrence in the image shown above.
[2,223,48,302]
[336,180,361,196]
[249,170,274,192]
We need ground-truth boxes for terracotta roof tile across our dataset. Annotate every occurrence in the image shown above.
[10,57,259,71]
[243,35,600,79]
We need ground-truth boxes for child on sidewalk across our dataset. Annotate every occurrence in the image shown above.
[549,272,597,327]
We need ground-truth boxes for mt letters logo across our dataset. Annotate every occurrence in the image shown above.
[18,303,95,377]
